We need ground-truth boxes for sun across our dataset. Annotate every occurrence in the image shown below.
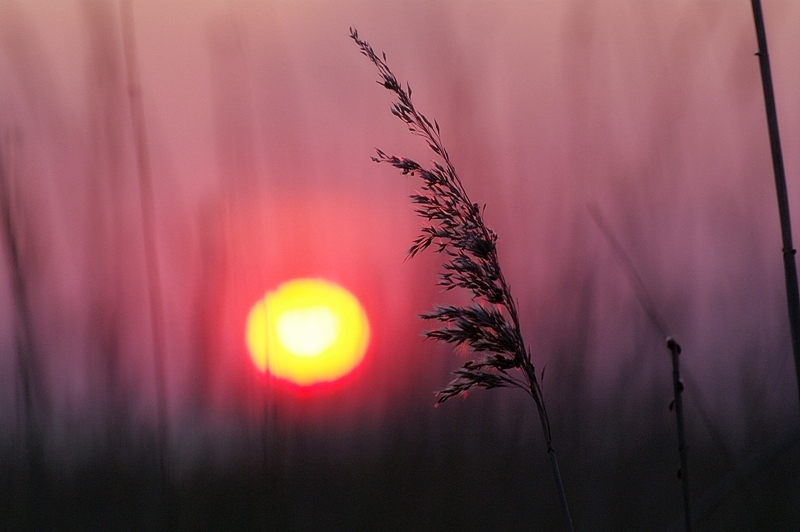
[246,278,369,386]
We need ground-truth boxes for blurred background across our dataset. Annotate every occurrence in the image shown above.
[1,0,799,529]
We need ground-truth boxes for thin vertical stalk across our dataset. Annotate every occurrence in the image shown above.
[525,359,574,532]
[668,337,691,532]
[589,205,691,530]
[119,0,171,521]
[548,448,573,532]
[750,0,800,414]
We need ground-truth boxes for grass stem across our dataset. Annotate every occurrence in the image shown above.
[749,0,800,417]
[668,337,691,532]
[589,205,691,530]
[549,448,574,532]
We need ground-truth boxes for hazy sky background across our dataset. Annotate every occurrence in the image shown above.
[1,1,800,528]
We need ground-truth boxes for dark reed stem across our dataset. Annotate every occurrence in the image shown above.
[351,28,573,531]
[668,337,691,532]
[750,0,800,416]
[549,448,571,530]
[120,1,172,526]
[589,205,691,531]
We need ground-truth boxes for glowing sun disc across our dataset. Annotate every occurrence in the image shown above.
[246,278,369,386]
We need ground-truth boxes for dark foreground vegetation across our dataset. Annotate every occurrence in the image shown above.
[2,384,799,531]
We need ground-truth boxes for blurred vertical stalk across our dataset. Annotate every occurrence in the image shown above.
[82,0,131,458]
[119,0,171,521]
[0,135,32,453]
[1,131,46,528]
[750,0,800,413]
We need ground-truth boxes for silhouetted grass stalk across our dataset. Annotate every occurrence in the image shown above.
[667,337,691,532]
[749,0,800,415]
[588,205,691,531]
[351,29,573,531]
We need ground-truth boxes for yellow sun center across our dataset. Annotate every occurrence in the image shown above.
[246,278,369,386]
[275,306,340,357]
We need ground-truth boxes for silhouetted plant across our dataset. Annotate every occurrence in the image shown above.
[351,28,573,531]
[588,204,692,531]
[749,0,800,414]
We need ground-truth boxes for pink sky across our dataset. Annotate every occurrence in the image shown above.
[1,0,800,460]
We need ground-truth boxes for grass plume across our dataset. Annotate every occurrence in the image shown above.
[351,28,574,531]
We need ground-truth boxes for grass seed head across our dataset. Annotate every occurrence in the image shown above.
[351,28,540,404]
